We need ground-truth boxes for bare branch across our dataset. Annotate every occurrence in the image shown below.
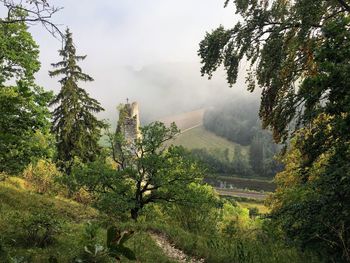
[0,0,64,39]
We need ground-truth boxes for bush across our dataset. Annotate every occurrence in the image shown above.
[76,224,110,263]
[163,183,222,235]
[2,207,61,248]
[72,188,94,205]
[23,159,61,195]
[19,210,61,248]
[75,223,136,263]
[0,236,7,259]
[0,172,8,182]
[248,207,260,219]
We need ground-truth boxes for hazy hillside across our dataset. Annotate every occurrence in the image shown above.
[96,62,253,126]
[159,109,247,160]
[171,125,247,159]
[158,109,204,131]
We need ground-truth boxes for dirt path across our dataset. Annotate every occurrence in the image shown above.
[179,123,202,134]
[149,231,204,263]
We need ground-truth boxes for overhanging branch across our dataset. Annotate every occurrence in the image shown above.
[0,0,64,39]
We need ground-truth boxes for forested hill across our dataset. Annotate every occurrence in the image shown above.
[203,99,260,146]
[158,100,282,178]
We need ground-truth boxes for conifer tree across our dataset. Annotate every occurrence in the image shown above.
[49,28,105,170]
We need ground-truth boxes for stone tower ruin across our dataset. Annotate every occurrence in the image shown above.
[116,101,140,144]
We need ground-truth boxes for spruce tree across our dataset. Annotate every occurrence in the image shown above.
[49,28,105,170]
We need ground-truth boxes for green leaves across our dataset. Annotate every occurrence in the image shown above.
[107,226,136,261]
[199,0,350,144]
[0,22,54,174]
[81,121,204,220]
[198,26,232,81]
[0,20,40,84]
[0,18,54,174]
[200,2,350,261]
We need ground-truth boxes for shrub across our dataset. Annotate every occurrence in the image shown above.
[163,184,222,235]
[0,172,7,182]
[1,208,61,248]
[72,188,94,205]
[248,207,260,219]
[23,159,61,195]
[19,209,61,247]
[0,236,7,259]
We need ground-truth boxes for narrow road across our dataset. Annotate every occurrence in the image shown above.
[179,123,202,134]
[215,187,268,200]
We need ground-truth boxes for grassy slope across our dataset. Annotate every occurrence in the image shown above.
[0,177,174,263]
[170,125,248,159]
[0,179,319,263]
[159,109,247,159]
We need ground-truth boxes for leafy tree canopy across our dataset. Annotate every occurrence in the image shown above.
[198,0,350,143]
[0,16,53,174]
[0,13,40,84]
[199,1,350,261]
[73,122,205,221]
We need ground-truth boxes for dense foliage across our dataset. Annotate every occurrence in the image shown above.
[0,176,321,263]
[0,16,53,174]
[73,121,204,220]
[199,0,350,141]
[204,99,259,146]
[203,98,281,177]
[269,18,350,262]
[190,147,254,177]
[199,0,350,261]
[1,0,349,261]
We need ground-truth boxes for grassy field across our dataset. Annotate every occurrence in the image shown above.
[169,125,248,159]
[221,195,270,214]
[159,109,248,159]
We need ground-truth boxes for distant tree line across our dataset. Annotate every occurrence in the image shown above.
[201,98,282,178]
[204,99,258,146]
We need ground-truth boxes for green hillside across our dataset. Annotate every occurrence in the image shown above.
[0,177,175,263]
[170,125,248,160]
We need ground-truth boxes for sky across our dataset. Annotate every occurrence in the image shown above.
[29,0,254,123]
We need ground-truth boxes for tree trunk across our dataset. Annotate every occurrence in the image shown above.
[131,208,139,221]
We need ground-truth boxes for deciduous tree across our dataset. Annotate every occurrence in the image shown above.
[0,16,53,174]
[199,1,350,261]
[73,121,204,221]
